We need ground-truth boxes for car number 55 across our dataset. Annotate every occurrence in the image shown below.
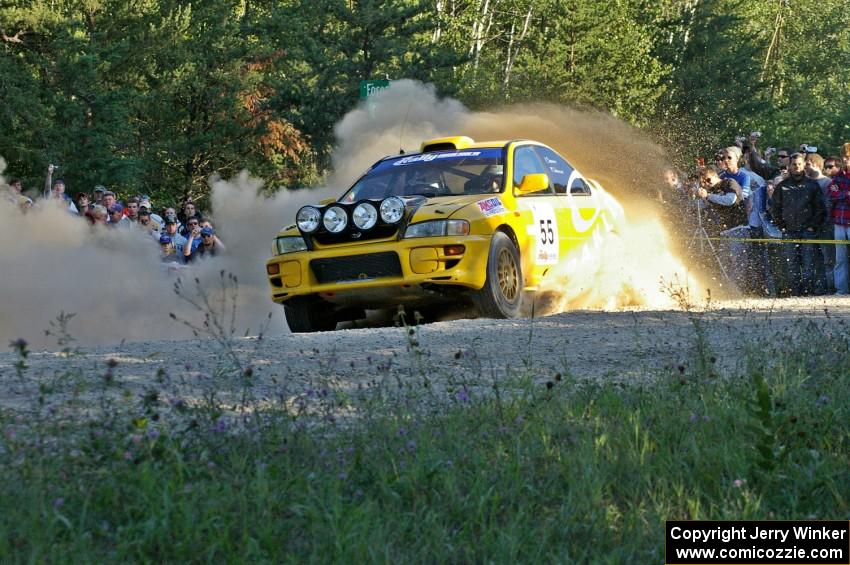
[530,202,558,265]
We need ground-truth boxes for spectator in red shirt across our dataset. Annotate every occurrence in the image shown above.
[827,142,850,295]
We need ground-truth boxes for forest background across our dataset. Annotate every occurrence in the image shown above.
[2,0,849,206]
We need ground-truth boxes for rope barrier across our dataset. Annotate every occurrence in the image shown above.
[703,236,850,245]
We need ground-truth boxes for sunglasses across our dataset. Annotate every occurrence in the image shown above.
[778,154,789,159]
[187,221,199,226]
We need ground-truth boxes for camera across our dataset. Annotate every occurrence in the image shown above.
[750,131,761,138]
[800,144,818,153]
[735,135,746,145]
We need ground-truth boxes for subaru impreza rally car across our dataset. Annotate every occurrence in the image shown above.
[266,136,616,332]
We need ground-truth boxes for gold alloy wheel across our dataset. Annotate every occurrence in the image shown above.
[496,247,519,301]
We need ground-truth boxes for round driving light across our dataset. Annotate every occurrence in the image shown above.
[380,197,405,224]
[322,206,348,233]
[352,202,378,230]
[296,206,321,233]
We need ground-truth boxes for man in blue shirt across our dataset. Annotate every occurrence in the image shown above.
[718,146,764,293]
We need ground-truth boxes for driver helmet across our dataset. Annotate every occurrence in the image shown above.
[480,164,503,191]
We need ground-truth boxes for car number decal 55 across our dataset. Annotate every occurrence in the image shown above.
[528,202,558,265]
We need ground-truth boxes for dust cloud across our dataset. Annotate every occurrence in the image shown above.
[0,80,699,348]
[332,80,702,310]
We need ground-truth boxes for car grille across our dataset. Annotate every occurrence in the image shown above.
[311,224,399,245]
[311,252,402,284]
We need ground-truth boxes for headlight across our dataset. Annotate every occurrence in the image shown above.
[352,202,378,230]
[323,206,348,233]
[273,236,308,255]
[404,220,470,239]
[380,197,405,224]
[296,206,321,233]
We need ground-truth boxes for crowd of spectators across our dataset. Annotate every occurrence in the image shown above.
[662,134,850,297]
[4,164,226,268]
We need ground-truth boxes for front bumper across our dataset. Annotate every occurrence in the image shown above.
[266,235,492,308]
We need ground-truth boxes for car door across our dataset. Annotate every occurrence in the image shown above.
[533,146,602,261]
[511,144,564,285]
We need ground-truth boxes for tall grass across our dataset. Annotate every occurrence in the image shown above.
[0,312,847,562]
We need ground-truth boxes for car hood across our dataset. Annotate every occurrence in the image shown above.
[408,193,495,222]
[274,193,500,238]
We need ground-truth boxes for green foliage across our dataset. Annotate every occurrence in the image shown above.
[2,0,849,199]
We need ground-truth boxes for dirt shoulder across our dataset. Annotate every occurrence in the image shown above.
[1,297,848,420]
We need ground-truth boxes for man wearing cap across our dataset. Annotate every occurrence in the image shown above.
[139,198,164,226]
[49,178,79,214]
[74,192,91,216]
[162,215,187,254]
[108,203,131,228]
[184,226,225,262]
[93,185,106,207]
[159,233,183,263]
[138,207,161,238]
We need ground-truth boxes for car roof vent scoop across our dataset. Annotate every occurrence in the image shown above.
[420,136,474,153]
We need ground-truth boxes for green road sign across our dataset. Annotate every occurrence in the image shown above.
[359,79,391,100]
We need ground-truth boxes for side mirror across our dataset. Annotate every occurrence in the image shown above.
[515,173,550,195]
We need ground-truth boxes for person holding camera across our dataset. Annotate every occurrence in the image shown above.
[43,164,78,214]
[770,153,825,296]
[827,142,850,295]
[182,218,203,260]
[746,133,792,181]
[696,167,749,289]
[696,167,747,231]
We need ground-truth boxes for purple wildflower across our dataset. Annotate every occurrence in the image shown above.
[211,418,227,434]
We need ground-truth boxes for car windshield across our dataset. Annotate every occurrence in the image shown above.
[340,148,505,202]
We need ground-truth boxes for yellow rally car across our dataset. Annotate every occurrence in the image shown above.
[266,136,616,332]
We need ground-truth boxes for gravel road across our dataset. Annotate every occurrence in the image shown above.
[1,296,848,425]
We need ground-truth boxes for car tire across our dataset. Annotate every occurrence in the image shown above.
[473,231,523,318]
[284,297,338,333]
